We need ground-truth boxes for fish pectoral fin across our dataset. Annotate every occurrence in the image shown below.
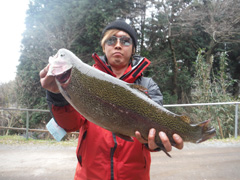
[115,133,134,142]
[128,84,151,99]
[162,148,172,158]
[155,143,172,158]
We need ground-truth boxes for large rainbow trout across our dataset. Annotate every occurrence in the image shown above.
[47,49,216,156]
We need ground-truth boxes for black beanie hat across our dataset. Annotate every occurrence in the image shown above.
[102,19,138,48]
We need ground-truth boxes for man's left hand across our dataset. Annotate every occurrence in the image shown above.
[135,128,184,151]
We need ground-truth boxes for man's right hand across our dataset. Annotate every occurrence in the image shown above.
[39,64,60,93]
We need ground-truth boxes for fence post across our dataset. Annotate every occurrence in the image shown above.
[235,104,239,139]
[26,111,29,140]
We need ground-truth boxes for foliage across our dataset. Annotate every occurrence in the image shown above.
[190,49,237,138]
[0,81,22,135]
[0,81,17,107]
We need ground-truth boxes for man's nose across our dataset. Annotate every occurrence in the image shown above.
[114,38,122,48]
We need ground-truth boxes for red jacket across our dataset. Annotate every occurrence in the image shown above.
[49,53,163,180]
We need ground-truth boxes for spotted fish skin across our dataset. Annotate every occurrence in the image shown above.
[48,49,216,152]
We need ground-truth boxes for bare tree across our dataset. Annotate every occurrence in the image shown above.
[0,81,22,135]
[179,0,240,72]
[154,0,193,96]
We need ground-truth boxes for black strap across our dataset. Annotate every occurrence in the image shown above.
[132,61,149,78]
[110,133,117,180]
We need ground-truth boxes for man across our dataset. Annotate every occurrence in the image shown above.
[40,19,183,180]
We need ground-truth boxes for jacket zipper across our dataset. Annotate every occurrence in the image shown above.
[110,133,117,180]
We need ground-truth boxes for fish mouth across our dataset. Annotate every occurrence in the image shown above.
[56,68,72,84]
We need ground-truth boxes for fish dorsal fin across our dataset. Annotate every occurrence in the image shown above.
[197,119,210,127]
[129,84,151,99]
[179,115,191,124]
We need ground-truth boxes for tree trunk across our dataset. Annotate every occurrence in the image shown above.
[168,37,178,96]
[140,2,146,53]
[205,39,217,76]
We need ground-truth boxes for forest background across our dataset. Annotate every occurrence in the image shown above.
[0,0,240,139]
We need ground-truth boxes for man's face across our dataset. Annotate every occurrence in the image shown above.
[104,31,133,70]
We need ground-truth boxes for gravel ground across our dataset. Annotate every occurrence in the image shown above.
[0,140,240,180]
[150,140,240,180]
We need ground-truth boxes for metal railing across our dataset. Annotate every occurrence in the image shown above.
[0,108,50,139]
[0,101,239,139]
[164,102,240,138]
[0,107,80,140]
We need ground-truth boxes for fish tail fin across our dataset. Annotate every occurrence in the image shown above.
[196,119,216,143]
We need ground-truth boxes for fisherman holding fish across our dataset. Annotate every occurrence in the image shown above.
[40,20,184,180]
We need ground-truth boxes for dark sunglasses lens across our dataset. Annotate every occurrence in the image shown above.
[105,36,132,46]
[120,37,132,46]
[106,36,117,45]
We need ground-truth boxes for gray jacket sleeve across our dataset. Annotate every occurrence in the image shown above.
[135,77,163,106]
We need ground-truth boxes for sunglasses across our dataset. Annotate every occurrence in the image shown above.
[105,36,133,46]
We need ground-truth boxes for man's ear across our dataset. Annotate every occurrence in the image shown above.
[102,46,105,53]
[132,47,135,54]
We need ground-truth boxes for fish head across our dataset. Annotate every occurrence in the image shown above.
[47,49,77,85]
[47,49,73,76]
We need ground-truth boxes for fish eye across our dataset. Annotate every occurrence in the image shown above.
[60,53,65,57]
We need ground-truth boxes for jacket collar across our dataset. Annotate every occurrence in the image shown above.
[92,53,151,83]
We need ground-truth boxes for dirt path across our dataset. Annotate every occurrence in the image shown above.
[150,142,240,180]
[0,141,240,180]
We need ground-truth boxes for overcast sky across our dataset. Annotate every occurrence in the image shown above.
[0,0,29,84]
